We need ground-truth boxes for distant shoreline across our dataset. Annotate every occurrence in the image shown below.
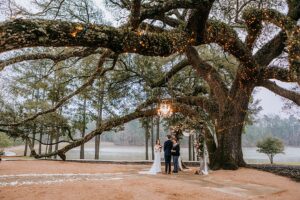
[4,143,300,164]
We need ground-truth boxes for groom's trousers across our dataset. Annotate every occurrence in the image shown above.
[173,156,179,172]
[165,155,171,174]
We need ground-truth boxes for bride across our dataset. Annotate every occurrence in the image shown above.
[139,139,162,175]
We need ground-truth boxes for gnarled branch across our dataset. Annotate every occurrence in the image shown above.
[35,108,158,159]
[242,8,300,83]
[259,80,300,106]
[205,20,256,72]
[34,101,213,160]
[254,31,286,67]
[0,47,98,71]
[242,9,263,50]
[149,59,190,88]
[186,46,228,103]
[260,66,291,82]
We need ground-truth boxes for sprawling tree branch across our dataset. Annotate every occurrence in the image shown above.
[205,20,256,72]
[139,0,213,22]
[242,8,263,50]
[34,100,212,160]
[254,32,286,66]
[0,47,98,71]
[149,59,190,88]
[259,80,300,106]
[129,0,141,30]
[243,8,297,33]
[243,8,300,83]
[186,1,214,44]
[151,15,182,28]
[186,46,228,103]
[0,50,113,127]
[260,66,291,82]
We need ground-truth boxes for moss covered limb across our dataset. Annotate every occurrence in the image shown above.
[242,8,300,83]
[0,47,98,71]
[259,80,300,106]
[0,19,188,56]
[205,20,256,72]
[260,66,290,82]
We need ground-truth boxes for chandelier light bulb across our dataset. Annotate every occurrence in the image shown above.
[158,102,173,117]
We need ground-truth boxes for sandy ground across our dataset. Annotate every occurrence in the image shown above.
[0,160,299,200]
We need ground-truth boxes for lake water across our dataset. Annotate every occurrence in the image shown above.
[65,144,300,164]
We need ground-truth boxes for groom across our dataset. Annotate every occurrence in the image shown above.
[164,134,173,174]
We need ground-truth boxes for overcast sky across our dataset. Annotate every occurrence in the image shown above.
[255,87,287,116]
[0,0,299,118]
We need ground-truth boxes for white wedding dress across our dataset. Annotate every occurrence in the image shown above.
[178,156,183,171]
[139,145,161,175]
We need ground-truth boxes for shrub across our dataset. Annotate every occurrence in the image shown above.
[0,132,13,148]
[257,137,284,164]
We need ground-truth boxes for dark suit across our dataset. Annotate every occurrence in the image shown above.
[164,139,173,174]
[171,144,180,173]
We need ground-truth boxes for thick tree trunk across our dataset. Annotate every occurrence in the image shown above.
[214,124,246,170]
[210,85,253,170]
[213,123,247,169]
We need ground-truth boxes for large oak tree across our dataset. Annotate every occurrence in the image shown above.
[0,0,299,169]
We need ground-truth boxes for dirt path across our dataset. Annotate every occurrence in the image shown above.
[0,160,299,200]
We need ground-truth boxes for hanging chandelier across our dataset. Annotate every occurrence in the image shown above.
[157,101,173,118]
